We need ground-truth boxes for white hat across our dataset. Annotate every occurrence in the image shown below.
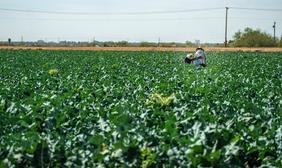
[187,53,194,59]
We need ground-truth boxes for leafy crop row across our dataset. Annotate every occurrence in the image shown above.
[0,50,281,167]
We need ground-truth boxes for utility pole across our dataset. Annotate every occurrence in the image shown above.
[224,7,229,47]
[273,22,276,44]
[158,37,160,47]
[93,36,95,46]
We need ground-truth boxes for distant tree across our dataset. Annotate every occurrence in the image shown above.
[139,42,157,47]
[185,41,194,47]
[160,42,176,47]
[116,41,128,47]
[232,27,276,47]
[103,41,116,47]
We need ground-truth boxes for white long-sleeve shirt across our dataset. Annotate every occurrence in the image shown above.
[193,49,206,65]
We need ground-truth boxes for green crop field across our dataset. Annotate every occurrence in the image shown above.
[0,49,281,167]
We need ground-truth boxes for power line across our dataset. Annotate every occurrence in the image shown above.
[0,16,226,21]
[230,7,282,12]
[1,7,282,16]
[0,16,281,22]
[0,7,223,15]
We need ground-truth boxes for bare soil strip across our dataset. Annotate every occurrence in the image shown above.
[1,46,282,52]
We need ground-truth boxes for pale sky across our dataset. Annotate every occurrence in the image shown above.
[0,0,281,43]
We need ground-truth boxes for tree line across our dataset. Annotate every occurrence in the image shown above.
[230,27,282,47]
[1,28,281,47]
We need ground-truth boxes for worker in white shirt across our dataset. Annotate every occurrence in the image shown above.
[184,48,207,67]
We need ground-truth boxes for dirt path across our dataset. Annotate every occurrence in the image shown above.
[1,46,282,52]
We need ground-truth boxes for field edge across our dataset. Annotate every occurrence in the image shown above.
[1,46,282,52]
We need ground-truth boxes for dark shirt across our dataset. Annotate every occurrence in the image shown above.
[184,57,192,64]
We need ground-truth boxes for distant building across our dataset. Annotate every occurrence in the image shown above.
[37,40,45,45]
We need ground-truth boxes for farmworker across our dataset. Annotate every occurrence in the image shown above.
[184,53,194,64]
[184,48,207,67]
[193,47,207,67]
